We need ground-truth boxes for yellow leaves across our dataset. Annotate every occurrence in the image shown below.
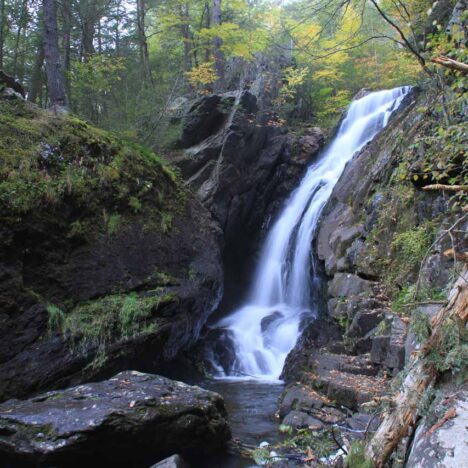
[198,22,267,60]
[185,62,218,90]
[277,67,310,104]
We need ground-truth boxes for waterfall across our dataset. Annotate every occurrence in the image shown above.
[213,86,411,381]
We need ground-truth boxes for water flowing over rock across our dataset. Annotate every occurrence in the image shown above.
[208,87,411,381]
[0,371,231,466]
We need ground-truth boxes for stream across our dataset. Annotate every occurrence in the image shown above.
[198,87,411,467]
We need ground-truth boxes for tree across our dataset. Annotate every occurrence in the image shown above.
[211,0,225,92]
[43,0,68,111]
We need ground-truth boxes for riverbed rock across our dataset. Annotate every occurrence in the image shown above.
[0,371,231,465]
[282,411,324,429]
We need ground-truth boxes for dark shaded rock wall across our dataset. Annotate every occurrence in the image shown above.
[0,97,223,401]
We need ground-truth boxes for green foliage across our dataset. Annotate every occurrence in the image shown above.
[392,224,433,266]
[279,428,337,459]
[345,441,374,468]
[426,317,468,374]
[409,310,432,342]
[0,99,185,239]
[46,303,66,335]
[48,291,176,368]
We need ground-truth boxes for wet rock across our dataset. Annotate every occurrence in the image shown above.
[405,304,440,363]
[370,314,408,372]
[296,351,387,410]
[0,371,231,465]
[178,94,226,148]
[342,413,381,441]
[173,91,324,250]
[282,411,324,429]
[281,317,342,382]
[279,384,331,417]
[328,273,374,298]
[406,387,468,467]
[346,309,385,339]
[150,454,188,468]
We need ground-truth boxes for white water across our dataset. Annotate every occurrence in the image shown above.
[215,87,410,381]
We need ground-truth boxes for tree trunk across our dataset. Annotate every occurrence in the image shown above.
[28,24,45,104]
[366,266,468,466]
[61,0,72,100]
[43,0,68,111]
[180,3,193,72]
[0,0,6,70]
[136,0,153,84]
[13,0,28,77]
[81,19,95,61]
[211,0,225,93]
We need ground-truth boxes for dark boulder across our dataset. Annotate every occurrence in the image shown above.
[0,98,223,402]
[0,371,231,466]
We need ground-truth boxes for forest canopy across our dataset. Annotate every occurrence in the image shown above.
[0,0,465,141]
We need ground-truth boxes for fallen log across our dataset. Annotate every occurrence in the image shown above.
[366,266,468,467]
[431,56,468,74]
[422,184,468,192]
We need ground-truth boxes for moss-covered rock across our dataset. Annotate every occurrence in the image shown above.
[0,97,223,401]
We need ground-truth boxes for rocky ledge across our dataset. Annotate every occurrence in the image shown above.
[0,371,231,466]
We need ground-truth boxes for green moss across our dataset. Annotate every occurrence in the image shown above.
[48,291,176,367]
[0,98,186,236]
[345,441,374,468]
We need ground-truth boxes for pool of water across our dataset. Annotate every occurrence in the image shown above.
[198,379,285,468]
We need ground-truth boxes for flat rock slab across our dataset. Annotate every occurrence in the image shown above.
[0,371,231,466]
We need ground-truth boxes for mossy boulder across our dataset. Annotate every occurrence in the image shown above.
[0,97,223,401]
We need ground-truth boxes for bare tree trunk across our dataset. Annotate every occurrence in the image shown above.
[136,0,153,84]
[13,0,28,77]
[367,266,468,467]
[179,2,194,72]
[28,24,45,103]
[43,0,68,111]
[81,18,95,61]
[0,0,6,70]
[61,0,72,100]
[211,0,225,93]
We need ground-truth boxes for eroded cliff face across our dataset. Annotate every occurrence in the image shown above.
[170,90,325,311]
[279,87,467,465]
[0,95,223,401]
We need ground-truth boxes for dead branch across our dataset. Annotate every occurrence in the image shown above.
[422,184,468,192]
[431,56,468,74]
[443,248,468,263]
[366,267,468,467]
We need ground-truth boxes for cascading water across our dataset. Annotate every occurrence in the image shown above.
[213,86,411,381]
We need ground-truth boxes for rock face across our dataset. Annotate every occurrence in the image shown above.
[279,87,466,464]
[0,97,223,401]
[406,385,468,467]
[173,90,324,250]
[171,90,324,312]
[0,371,231,466]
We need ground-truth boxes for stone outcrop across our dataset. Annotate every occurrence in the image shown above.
[0,371,231,466]
[0,96,223,401]
[172,91,324,248]
[406,385,468,467]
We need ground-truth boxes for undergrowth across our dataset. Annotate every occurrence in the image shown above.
[46,291,176,368]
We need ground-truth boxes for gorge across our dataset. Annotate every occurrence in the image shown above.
[0,0,467,466]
